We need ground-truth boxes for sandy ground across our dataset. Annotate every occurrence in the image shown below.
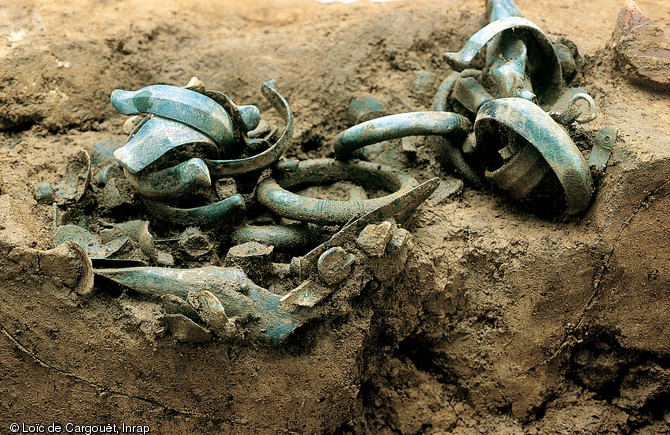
[1,0,669,433]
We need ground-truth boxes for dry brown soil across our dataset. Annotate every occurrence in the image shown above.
[1,0,669,433]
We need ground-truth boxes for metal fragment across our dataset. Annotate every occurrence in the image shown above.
[54,224,127,260]
[348,95,387,125]
[187,290,234,335]
[548,87,588,114]
[280,279,331,308]
[39,242,95,296]
[388,228,412,255]
[54,225,99,255]
[554,93,597,125]
[230,224,321,249]
[178,228,213,258]
[317,247,355,285]
[486,0,521,21]
[34,182,54,204]
[54,149,91,205]
[225,241,273,282]
[589,127,618,171]
[160,314,212,343]
[99,220,157,261]
[161,294,201,322]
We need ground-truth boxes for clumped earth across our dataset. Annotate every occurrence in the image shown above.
[1,0,670,433]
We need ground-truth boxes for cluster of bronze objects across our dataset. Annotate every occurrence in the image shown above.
[47,0,622,343]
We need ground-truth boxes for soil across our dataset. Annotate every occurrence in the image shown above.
[1,0,670,433]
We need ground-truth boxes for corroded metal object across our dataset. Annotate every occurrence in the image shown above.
[256,159,419,225]
[589,127,618,171]
[111,79,293,226]
[178,228,213,258]
[329,0,599,216]
[550,93,597,125]
[230,224,320,249]
[427,0,597,216]
[143,194,246,226]
[334,112,471,159]
[292,177,439,280]
[443,15,563,104]
[317,247,355,285]
[95,266,301,342]
[124,158,212,200]
[347,95,387,125]
[282,178,437,306]
[475,98,593,215]
[92,177,436,342]
[114,116,219,175]
[91,139,122,185]
[203,80,294,177]
[53,149,91,205]
[356,221,395,257]
[111,84,237,148]
[54,224,127,260]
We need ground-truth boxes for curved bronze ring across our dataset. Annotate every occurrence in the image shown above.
[475,98,593,215]
[333,111,471,160]
[256,159,418,225]
[204,80,294,177]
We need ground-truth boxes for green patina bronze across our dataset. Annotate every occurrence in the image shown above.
[204,80,294,177]
[111,84,236,148]
[143,194,246,226]
[95,266,301,342]
[256,159,419,225]
[124,158,212,200]
[334,112,471,159]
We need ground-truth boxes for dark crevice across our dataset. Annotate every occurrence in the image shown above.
[1,117,42,136]
[567,329,670,428]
